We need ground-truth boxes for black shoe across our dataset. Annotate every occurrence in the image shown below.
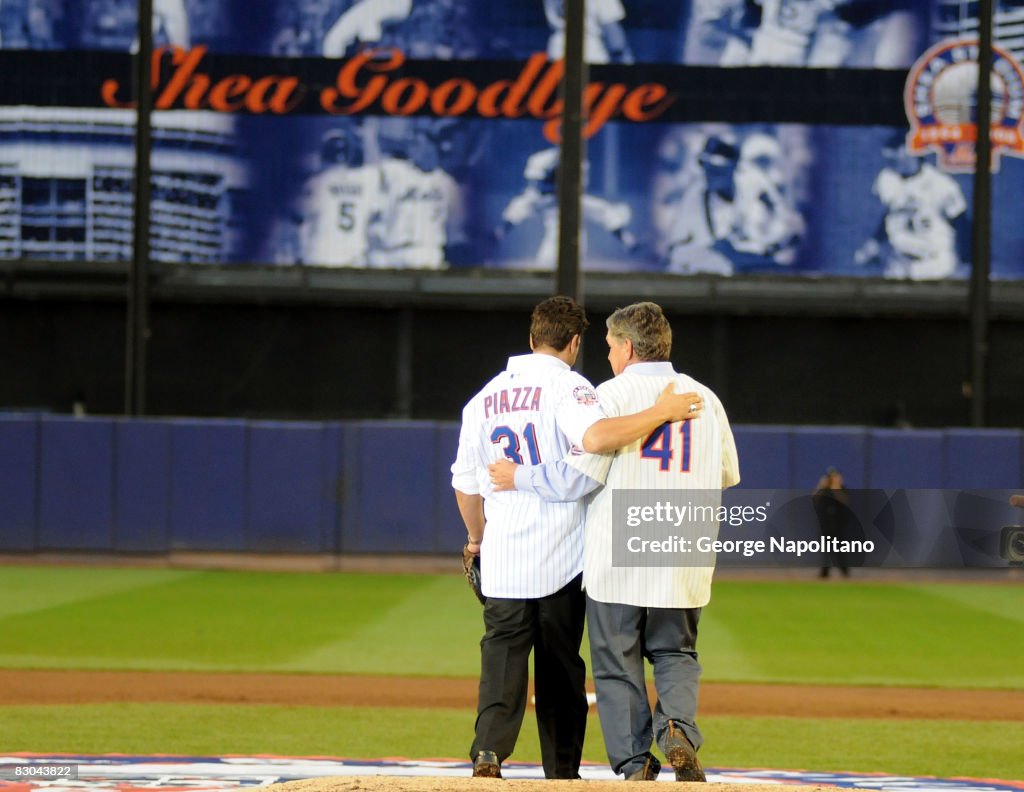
[472,750,502,778]
[664,721,707,782]
[625,753,661,781]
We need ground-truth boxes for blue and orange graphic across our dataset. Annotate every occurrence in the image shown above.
[904,37,1024,172]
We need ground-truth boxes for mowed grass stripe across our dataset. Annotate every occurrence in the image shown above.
[279,576,484,676]
[0,703,1021,780]
[916,582,1024,624]
[0,569,443,669]
[701,580,1024,688]
[0,567,196,620]
[2,567,1023,688]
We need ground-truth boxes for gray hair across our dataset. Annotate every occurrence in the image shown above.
[606,302,671,362]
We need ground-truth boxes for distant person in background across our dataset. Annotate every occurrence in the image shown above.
[813,467,851,578]
[543,0,633,64]
[71,389,88,417]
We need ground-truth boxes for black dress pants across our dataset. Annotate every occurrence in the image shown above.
[470,573,588,779]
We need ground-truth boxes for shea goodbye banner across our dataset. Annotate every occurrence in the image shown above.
[612,488,1024,569]
[2,0,1024,277]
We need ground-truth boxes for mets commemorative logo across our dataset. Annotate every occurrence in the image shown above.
[904,37,1024,172]
[573,385,598,405]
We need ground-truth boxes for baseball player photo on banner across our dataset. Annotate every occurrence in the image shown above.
[486,121,663,273]
[652,122,812,276]
[250,115,482,269]
[802,125,975,280]
[261,0,483,58]
[7,0,1024,279]
[680,0,929,68]
[476,0,684,64]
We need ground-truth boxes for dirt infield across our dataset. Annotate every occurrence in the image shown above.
[7,668,1016,792]
[2,669,1021,721]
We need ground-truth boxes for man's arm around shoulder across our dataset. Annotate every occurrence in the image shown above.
[582,383,703,453]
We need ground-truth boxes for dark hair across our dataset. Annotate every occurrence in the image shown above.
[530,296,589,352]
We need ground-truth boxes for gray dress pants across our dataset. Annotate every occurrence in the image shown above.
[586,595,703,777]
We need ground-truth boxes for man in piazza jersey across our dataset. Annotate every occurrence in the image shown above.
[451,296,704,779]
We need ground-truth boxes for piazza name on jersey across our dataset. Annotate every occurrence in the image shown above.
[484,386,542,418]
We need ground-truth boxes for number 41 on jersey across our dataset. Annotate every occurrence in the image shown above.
[641,420,692,472]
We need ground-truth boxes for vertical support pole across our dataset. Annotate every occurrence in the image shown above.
[126,0,155,415]
[555,0,587,305]
[969,0,994,426]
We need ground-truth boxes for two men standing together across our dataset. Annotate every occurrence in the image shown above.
[451,296,739,781]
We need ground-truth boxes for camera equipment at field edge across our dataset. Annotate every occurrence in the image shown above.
[1001,495,1024,566]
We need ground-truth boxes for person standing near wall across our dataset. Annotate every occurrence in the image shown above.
[813,466,851,578]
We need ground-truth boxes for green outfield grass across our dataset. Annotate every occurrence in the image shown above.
[2,567,1022,688]
[2,566,1023,779]
[2,704,1022,780]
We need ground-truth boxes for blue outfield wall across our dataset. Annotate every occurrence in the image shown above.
[0,414,1021,554]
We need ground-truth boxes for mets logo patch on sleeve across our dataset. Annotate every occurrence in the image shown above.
[573,385,599,405]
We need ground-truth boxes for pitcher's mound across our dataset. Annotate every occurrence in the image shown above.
[271,779,840,792]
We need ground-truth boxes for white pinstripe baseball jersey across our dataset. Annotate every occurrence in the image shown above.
[298,163,384,267]
[451,353,605,599]
[568,361,740,609]
[369,158,459,270]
